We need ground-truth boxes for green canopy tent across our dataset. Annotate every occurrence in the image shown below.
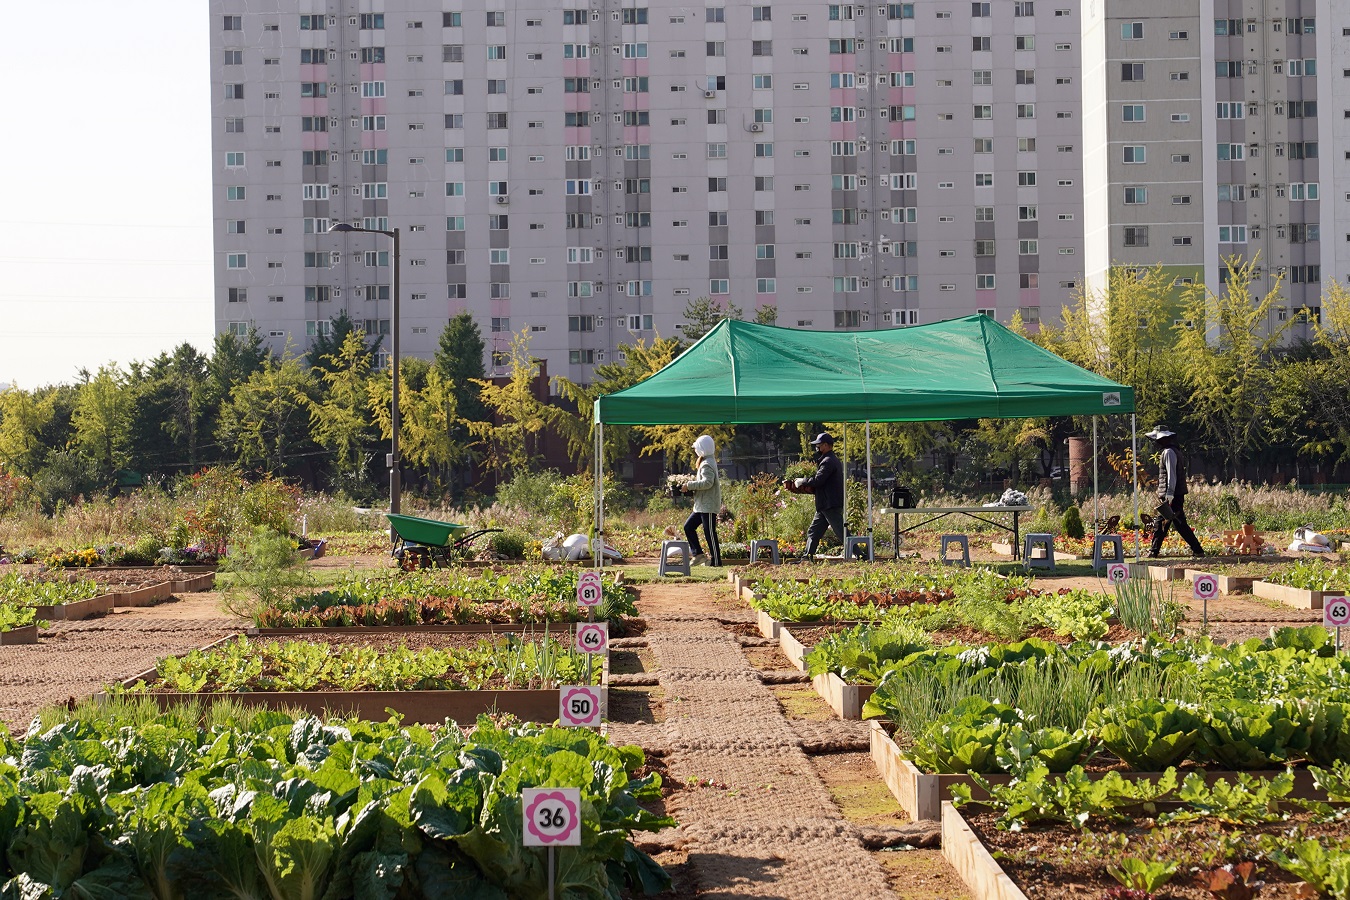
[590,316,1139,562]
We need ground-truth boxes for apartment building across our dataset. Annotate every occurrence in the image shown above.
[211,0,1087,375]
[1084,0,1344,338]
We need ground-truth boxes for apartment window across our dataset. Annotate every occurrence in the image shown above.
[1019,138,1036,152]
[226,185,246,201]
[223,15,242,30]
[1018,172,1037,187]
[1121,63,1144,81]
[623,43,648,58]
[360,47,385,63]
[1018,206,1037,221]
[975,173,994,188]
[752,41,772,56]
[486,45,507,60]
[226,253,247,269]
[1017,104,1035,119]
[974,240,996,257]
[972,2,991,16]
[1218,225,1247,243]
[1123,145,1146,164]
[1123,186,1146,204]
[1288,102,1318,119]
[710,279,730,295]
[834,278,860,294]
[973,105,992,120]
[1216,101,1245,119]
[1016,70,1035,85]
[1122,105,1145,122]
[975,206,994,222]
[973,37,991,51]
[1016,36,1035,50]
[1215,60,1243,78]
[1121,22,1143,39]
[1289,182,1320,201]
[569,315,596,333]
[1217,143,1245,160]
[1015,2,1035,15]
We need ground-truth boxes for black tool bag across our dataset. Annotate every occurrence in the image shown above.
[890,485,915,509]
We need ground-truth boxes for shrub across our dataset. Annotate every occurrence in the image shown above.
[488,528,531,559]
[1063,505,1085,539]
[218,526,312,618]
[495,469,559,515]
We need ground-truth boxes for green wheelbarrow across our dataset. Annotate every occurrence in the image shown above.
[386,513,501,567]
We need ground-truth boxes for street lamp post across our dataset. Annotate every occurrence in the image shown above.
[329,223,401,527]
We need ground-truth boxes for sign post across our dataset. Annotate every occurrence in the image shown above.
[522,787,582,900]
[1193,574,1219,632]
[1105,563,1129,585]
[576,621,608,655]
[559,685,603,728]
[1324,595,1350,654]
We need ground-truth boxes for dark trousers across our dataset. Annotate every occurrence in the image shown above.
[806,507,847,556]
[683,511,722,566]
[1150,495,1204,556]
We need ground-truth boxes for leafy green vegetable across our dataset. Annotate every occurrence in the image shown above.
[1087,699,1203,771]
[1106,857,1180,894]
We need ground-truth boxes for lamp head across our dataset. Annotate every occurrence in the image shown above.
[328,223,358,233]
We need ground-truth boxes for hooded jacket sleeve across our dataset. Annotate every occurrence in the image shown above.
[685,458,717,492]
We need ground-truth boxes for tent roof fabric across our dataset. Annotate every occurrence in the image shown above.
[594,315,1134,425]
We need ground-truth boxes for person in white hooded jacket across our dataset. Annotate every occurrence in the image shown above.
[680,434,722,566]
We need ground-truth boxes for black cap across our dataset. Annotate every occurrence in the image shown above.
[810,432,835,446]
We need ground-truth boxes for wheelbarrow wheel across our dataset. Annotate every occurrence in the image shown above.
[399,546,432,570]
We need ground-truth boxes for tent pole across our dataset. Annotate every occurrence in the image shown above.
[1092,417,1099,537]
[865,421,874,560]
[594,418,604,571]
[1131,414,1141,561]
[841,425,848,552]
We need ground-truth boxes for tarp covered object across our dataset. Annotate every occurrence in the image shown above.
[594,315,1134,425]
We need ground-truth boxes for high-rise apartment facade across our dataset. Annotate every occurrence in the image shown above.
[1084,0,1345,339]
[210,0,1086,375]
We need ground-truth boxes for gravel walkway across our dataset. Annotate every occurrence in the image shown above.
[612,583,900,899]
[0,593,240,732]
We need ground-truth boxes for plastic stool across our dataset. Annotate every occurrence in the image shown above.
[1091,534,1125,571]
[658,540,692,576]
[940,534,971,567]
[844,535,874,561]
[749,539,780,565]
[1023,533,1056,571]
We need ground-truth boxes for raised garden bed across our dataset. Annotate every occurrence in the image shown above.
[991,541,1080,561]
[1127,561,1188,581]
[113,581,175,607]
[30,593,115,621]
[870,720,1328,822]
[941,802,1029,900]
[0,624,38,645]
[1252,579,1343,610]
[1184,568,1258,594]
[109,632,608,725]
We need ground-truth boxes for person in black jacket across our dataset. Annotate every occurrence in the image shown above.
[785,432,846,559]
[1147,426,1205,558]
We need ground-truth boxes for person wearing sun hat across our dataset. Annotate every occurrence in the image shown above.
[786,432,846,559]
[679,434,722,566]
[1146,426,1205,558]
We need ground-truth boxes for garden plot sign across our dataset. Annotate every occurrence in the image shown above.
[522,787,581,846]
[559,685,602,727]
[1106,563,1129,584]
[1193,574,1220,601]
[577,571,603,607]
[1325,596,1350,629]
[576,622,608,654]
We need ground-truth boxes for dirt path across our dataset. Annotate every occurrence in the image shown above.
[0,592,242,731]
[612,582,944,899]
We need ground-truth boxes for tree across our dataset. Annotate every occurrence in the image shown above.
[0,386,56,477]
[754,304,778,326]
[307,331,376,494]
[372,365,474,496]
[434,312,487,422]
[681,296,743,343]
[551,336,683,470]
[1176,255,1294,478]
[217,352,318,474]
[72,365,134,479]
[306,311,382,373]
[466,330,552,480]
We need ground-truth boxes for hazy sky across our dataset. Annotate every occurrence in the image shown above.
[0,2,215,389]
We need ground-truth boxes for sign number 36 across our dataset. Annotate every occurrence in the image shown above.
[522,788,581,847]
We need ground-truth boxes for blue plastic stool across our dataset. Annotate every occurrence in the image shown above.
[659,540,692,576]
[940,534,971,567]
[749,539,780,564]
[1092,534,1125,572]
[1023,533,1056,571]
